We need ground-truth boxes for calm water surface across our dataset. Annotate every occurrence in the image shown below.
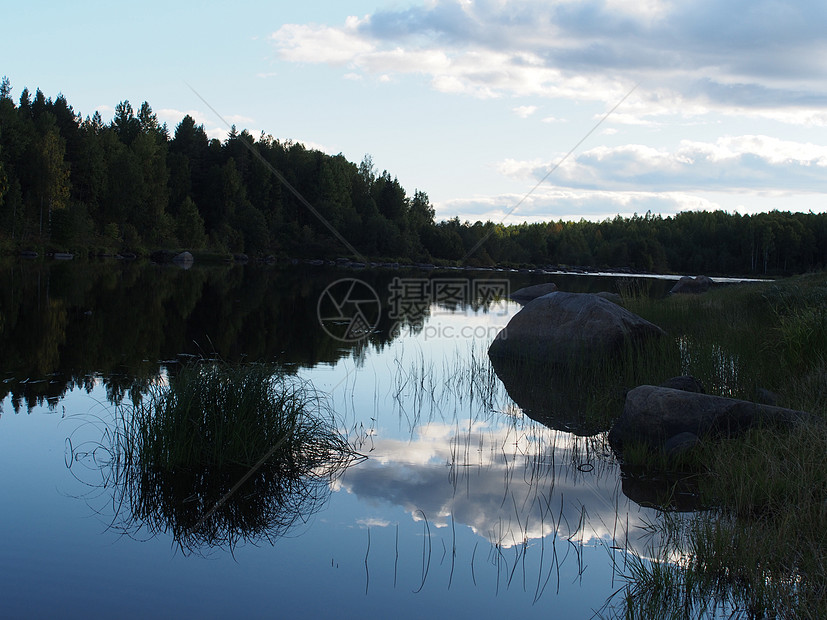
[0,260,678,618]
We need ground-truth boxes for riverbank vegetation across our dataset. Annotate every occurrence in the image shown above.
[609,271,827,618]
[2,79,827,275]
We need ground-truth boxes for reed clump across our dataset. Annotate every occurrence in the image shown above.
[111,362,360,553]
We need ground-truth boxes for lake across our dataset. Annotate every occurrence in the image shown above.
[1,259,685,618]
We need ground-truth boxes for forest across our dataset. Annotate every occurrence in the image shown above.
[2,78,827,276]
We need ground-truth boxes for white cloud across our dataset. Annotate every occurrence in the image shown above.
[357,517,392,528]
[262,1,827,221]
[270,19,373,65]
[497,135,827,193]
[269,1,827,124]
[512,105,538,118]
[205,127,229,141]
[154,107,269,143]
[225,113,255,126]
[156,107,225,139]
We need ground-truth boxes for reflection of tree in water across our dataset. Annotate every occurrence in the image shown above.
[1,261,521,413]
[4,261,514,411]
[69,363,361,554]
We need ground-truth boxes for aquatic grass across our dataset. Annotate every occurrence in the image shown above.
[614,500,827,618]
[385,272,827,615]
[391,343,513,428]
[695,421,827,617]
[771,303,827,374]
[610,527,744,620]
[784,360,827,413]
[623,288,770,400]
[109,362,361,553]
[608,416,827,618]
[624,272,827,403]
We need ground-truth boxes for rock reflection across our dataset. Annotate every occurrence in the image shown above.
[488,355,619,436]
[619,468,705,512]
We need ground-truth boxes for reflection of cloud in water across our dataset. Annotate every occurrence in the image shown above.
[338,420,661,552]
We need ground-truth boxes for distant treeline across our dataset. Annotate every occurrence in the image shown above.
[2,79,827,275]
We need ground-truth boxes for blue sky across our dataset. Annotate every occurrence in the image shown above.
[3,0,827,223]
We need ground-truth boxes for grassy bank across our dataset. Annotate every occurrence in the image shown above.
[611,271,827,618]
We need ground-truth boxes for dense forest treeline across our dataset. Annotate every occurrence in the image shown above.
[2,78,827,275]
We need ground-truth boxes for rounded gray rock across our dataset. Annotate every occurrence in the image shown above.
[489,291,666,364]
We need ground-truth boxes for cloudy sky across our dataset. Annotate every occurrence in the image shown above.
[4,0,827,223]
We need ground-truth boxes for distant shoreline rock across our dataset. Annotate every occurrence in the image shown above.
[669,275,713,294]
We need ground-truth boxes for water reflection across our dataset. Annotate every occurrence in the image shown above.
[0,260,517,412]
[488,356,618,436]
[337,417,665,587]
[66,364,361,554]
[619,468,705,512]
[1,261,697,616]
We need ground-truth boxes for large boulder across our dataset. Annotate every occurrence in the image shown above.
[509,282,558,303]
[609,385,812,453]
[488,292,666,364]
[669,275,712,294]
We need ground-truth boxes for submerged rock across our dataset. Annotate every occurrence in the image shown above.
[608,385,812,453]
[488,291,665,365]
[620,467,704,512]
[663,431,700,457]
[509,282,558,303]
